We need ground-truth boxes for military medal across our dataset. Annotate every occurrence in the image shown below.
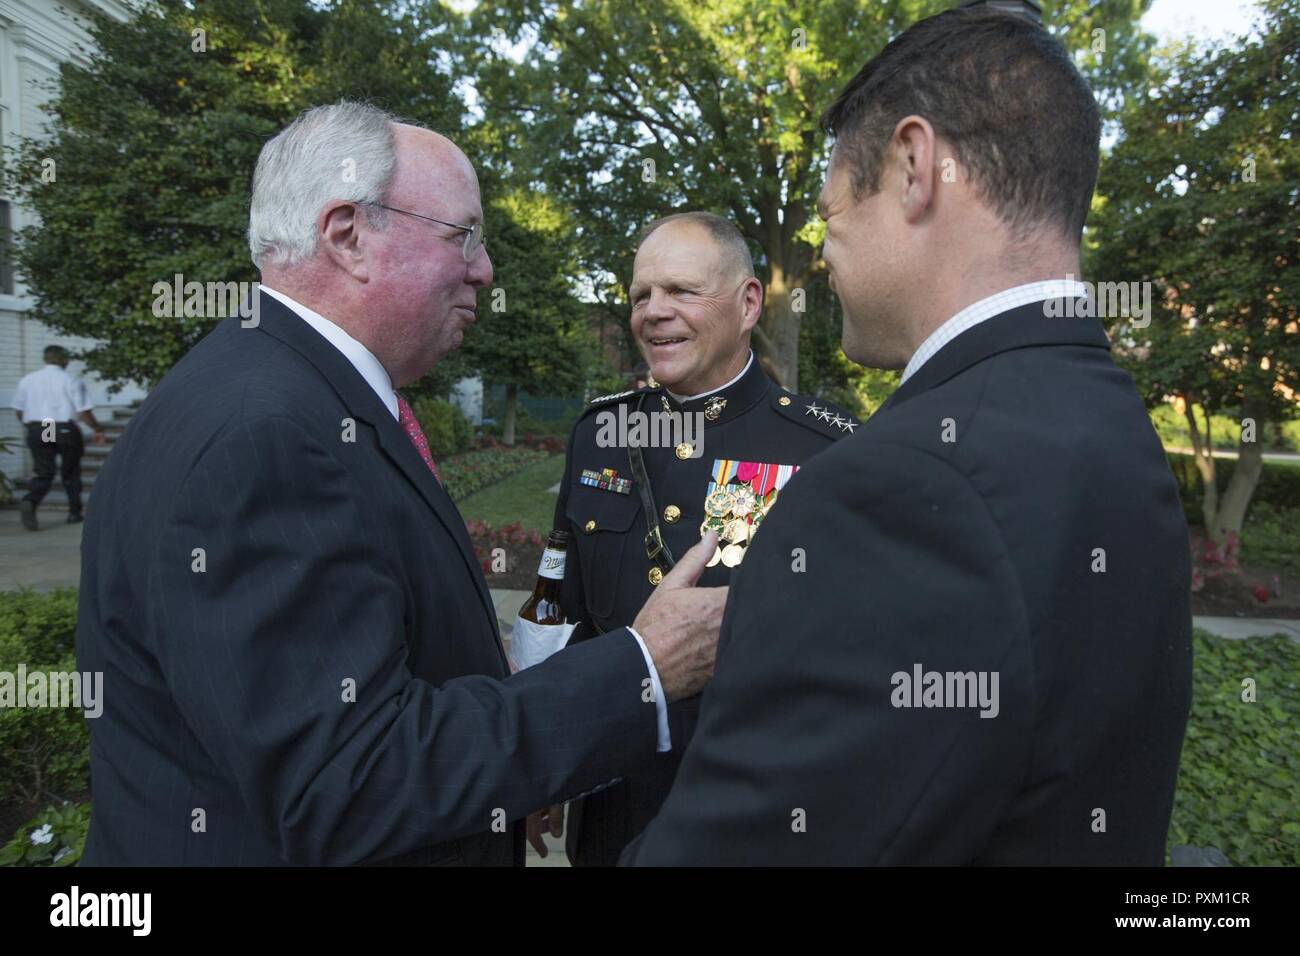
[698,458,802,568]
[722,517,749,544]
[730,485,756,517]
[705,489,735,517]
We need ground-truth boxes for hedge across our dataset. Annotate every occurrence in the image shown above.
[0,589,89,810]
[1166,452,1300,524]
[411,396,474,460]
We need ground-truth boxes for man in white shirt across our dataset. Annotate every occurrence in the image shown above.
[10,345,105,530]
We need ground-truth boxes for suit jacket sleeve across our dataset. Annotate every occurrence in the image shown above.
[623,440,1035,865]
[151,415,656,865]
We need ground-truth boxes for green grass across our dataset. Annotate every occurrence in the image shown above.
[456,454,566,534]
[1241,502,1300,573]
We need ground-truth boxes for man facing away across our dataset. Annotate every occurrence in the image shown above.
[625,6,1193,866]
[11,344,105,529]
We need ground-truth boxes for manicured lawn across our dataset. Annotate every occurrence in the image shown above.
[457,454,566,534]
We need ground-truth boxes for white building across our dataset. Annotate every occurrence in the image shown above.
[0,0,142,492]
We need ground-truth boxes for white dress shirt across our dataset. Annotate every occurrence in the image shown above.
[902,279,1093,384]
[10,364,93,424]
[262,286,672,749]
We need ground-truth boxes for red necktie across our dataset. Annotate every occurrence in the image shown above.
[396,393,441,484]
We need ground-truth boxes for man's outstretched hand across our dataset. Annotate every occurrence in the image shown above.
[633,532,728,703]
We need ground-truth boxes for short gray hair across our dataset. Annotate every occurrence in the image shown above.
[248,101,399,268]
[639,211,756,281]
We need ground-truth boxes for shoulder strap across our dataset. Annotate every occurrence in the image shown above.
[626,392,676,573]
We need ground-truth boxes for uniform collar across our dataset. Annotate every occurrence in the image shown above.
[658,350,770,426]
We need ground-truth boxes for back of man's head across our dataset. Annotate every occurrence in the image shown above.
[821,7,1100,242]
[44,345,69,366]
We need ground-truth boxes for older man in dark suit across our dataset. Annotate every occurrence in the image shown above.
[76,102,725,866]
[625,7,1192,865]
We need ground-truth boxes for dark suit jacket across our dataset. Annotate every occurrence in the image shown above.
[623,302,1193,865]
[77,291,657,866]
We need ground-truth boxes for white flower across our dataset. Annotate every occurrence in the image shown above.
[29,824,54,846]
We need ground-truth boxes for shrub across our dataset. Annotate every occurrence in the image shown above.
[0,588,78,664]
[1166,452,1300,524]
[0,800,90,867]
[464,520,545,575]
[411,397,472,460]
[0,589,90,809]
[1167,631,1299,866]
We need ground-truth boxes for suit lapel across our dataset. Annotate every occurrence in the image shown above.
[880,300,1112,414]
[253,292,501,642]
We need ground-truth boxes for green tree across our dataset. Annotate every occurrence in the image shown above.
[1090,0,1299,544]
[460,0,1155,394]
[458,189,595,444]
[3,0,462,389]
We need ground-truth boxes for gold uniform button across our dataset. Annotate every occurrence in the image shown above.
[648,566,664,586]
[584,519,596,533]
[663,505,681,523]
[675,442,693,460]
[778,396,792,406]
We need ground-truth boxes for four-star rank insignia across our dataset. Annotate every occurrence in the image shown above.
[700,459,799,567]
[580,467,632,494]
[803,401,858,433]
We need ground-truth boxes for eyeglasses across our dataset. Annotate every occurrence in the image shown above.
[363,202,485,262]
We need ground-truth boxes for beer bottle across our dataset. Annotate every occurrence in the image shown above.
[518,530,568,625]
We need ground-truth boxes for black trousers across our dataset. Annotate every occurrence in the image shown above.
[23,420,84,515]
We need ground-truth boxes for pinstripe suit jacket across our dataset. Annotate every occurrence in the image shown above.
[77,291,657,865]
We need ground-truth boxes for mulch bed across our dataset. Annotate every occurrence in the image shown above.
[1189,527,1299,619]
[1192,570,1300,619]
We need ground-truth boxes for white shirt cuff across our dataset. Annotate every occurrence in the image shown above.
[626,626,672,752]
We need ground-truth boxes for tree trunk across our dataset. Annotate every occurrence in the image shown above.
[1185,397,1220,537]
[759,259,805,391]
[1212,394,1266,542]
[502,384,518,447]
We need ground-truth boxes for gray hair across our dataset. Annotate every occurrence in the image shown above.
[248,101,399,268]
[639,211,756,281]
